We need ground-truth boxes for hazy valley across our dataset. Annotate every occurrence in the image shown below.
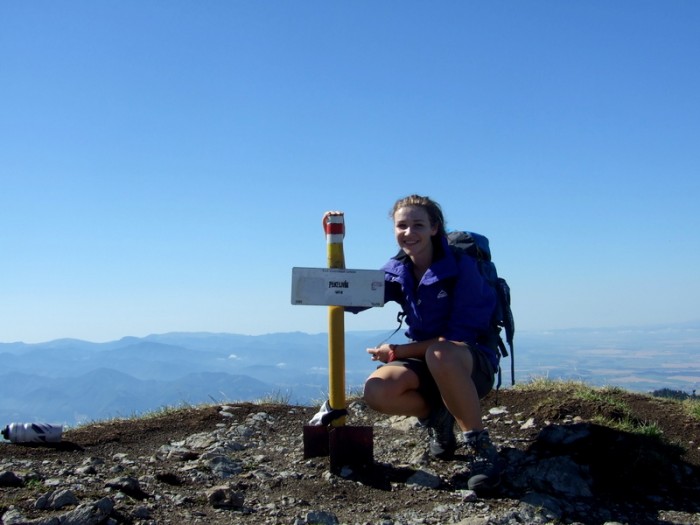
[1,323,699,426]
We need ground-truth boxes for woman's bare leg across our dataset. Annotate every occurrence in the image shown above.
[425,341,484,432]
[363,366,431,419]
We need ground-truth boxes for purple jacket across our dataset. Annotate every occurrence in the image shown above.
[382,235,498,366]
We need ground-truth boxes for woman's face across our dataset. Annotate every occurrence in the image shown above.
[393,206,438,259]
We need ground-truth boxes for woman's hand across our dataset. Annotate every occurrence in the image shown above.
[367,344,396,363]
[322,211,344,233]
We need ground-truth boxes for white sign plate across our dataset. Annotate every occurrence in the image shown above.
[291,267,385,307]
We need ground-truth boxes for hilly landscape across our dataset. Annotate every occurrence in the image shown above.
[1,323,699,426]
[1,324,699,523]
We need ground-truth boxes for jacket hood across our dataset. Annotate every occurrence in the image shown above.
[382,235,459,285]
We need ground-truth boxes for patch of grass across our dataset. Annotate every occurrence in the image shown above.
[515,378,667,439]
[255,389,292,405]
[633,420,664,438]
[346,386,365,402]
[574,385,630,413]
[593,414,663,438]
[516,378,628,407]
[25,478,44,491]
[120,402,199,423]
[69,401,205,430]
[682,397,700,421]
[513,376,587,394]
[308,386,366,408]
[514,377,585,414]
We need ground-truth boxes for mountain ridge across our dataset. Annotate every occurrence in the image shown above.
[1,324,698,426]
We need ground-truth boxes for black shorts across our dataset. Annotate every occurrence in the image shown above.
[384,344,495,408]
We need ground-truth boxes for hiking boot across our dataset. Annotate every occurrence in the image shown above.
[420,404,456,459]
[464,429,501,493]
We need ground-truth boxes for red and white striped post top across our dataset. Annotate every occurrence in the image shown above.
[325,214,345,244]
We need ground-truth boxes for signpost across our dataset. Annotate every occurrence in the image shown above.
[291,267,385,308]
[292,213,376,473]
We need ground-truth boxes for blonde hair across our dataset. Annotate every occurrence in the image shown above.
[390,194,446,237]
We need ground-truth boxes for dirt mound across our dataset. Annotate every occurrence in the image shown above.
[1,386,699,524]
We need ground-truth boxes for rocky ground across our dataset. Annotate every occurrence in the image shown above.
[1,384,699,525]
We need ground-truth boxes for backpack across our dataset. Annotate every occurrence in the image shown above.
[446,231,515,388]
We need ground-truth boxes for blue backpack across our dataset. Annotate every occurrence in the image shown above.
[447,231,515,388]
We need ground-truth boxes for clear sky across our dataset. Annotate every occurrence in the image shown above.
[2,2,699,343]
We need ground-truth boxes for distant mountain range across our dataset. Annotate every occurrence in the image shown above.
[1,323,699,427]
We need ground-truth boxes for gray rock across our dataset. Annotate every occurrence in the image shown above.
[75,465,97,475]
[104,476,149,500]
[1,508,26,525]
[155,444,198,461]
[206,484,245,509]
[518,456,593,498]
[131,505,151,519]
[58,497,114,525]
[0,470,24,487]
[207,455,243,478]
[35,488,79,510]
[305,510,340,524]
[183,431,219,450]
[520,491,564,519]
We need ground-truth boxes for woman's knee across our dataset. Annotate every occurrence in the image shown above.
[362,376,384,410]
[363,372,411,411]
[425,341,474,374]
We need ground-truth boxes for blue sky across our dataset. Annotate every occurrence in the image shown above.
[1,2,699,343]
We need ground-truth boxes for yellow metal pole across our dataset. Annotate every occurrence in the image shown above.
[325,214,346,426]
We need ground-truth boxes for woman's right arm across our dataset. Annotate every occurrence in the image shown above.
[367,338,438,363]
